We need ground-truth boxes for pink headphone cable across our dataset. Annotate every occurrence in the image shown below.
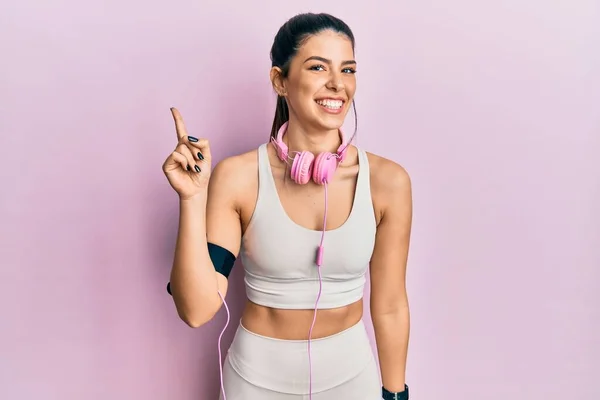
[217,290,230,400]
[217,158,333,400]
[308,181,328,399]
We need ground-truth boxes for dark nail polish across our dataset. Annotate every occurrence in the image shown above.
[188,136,198,142]
[197,152,204,160]
[186,165,191,171]
[194,165,201,173]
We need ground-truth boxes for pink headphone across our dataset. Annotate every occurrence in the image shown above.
[271,121,349,185]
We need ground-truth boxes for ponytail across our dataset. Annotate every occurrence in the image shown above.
[270,95,289,139]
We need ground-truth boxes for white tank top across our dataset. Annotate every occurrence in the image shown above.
[239,143,377,310]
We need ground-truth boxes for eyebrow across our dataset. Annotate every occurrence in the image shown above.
[303,56,357,66]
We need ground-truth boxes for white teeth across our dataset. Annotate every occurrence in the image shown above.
[316,99,343,109]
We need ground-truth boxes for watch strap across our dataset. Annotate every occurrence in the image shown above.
[382,384,409,400]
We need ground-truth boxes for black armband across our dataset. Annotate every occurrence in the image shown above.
[382,384,409,400]
[166,242,237,296]
[207,242,236,278]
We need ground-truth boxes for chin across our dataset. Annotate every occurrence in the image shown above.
[319,118,345,131]
[311,101,350,130]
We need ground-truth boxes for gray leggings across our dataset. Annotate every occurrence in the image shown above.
[218,320,381,400]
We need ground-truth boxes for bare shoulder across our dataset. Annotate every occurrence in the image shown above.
[365,151,412,221]
[211,148,258,183]
[208,148,259,208]
[366,151,411,189]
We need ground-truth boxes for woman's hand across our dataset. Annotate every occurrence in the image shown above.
[162,107,212,200]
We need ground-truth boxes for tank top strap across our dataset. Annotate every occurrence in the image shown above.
[255,143,280,211]
[353,147,373,206]
[257,143,271,188]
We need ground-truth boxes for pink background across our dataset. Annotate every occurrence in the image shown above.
[1,1,599,399]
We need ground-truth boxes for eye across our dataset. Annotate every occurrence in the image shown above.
[308,64,357,74]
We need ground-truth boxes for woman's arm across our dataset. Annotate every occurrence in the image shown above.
[169,156,243,328]
[369,159,413,393]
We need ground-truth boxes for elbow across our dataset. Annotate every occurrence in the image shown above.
[370,301,410,321]
[178,301,221,329]
[370,292,410,318]
[167,282,223,328]
[180,312,212,328]
[370,306,410,335]
[183,317,207,329]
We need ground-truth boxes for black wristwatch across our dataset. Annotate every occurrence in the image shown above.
[382,384,409,400]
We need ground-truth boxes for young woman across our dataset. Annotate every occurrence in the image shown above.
[162,13,412,400]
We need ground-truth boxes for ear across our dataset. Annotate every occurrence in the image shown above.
[270,66,287,96]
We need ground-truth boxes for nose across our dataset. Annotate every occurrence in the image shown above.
[326,71,344,92]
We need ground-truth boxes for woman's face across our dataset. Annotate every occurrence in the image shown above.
[273,30,357,132]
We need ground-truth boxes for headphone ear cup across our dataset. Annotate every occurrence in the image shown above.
[312,152,338,184]
[291,151,314,184]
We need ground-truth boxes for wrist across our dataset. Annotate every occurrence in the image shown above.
[179,192,208,205]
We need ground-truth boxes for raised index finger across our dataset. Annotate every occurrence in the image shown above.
[170,107,188,141]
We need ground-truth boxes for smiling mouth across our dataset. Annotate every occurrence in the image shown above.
[315,99,344,111]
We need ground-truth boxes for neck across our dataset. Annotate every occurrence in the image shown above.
[283,117,343,156]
